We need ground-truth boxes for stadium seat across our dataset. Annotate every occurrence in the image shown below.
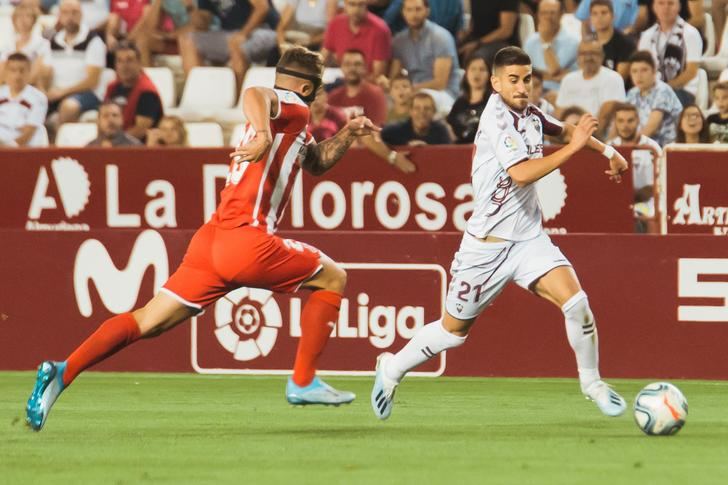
[323,67,343,84]
[0,14,13,50]
[560,13,582,40]
[229,123,245,147]
[166,67,236,121]
[519,13,535,46]
[35,125,49,147]
[695,68,709,111]
[704,12,716,57]
[701,19,728,76]
[94,68,117,102]
[185,122,224,147]
[214,67,275,126]
[55,123,98,147]
[144,67,176,109]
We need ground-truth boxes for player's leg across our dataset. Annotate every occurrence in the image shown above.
[372,235,514,419]
[523,237,626,417]
[26,293,197,431]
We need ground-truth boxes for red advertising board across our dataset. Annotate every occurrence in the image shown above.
[1,228,728,379]
[1,146,634,234]
[664,146,728,235]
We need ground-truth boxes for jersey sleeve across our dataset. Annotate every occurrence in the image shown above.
[532,105,564,137]
[494,121,529,170]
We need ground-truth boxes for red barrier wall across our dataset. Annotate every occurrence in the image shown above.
[1,229,727,379]
[2,147,634,234]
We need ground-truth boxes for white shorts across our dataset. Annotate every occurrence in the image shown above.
[445,231,572,320]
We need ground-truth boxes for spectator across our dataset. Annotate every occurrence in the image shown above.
[556,39,625,134]
[105,41,163,141]
[382,0,464,38]
[309,89,348,141]
[381,91,452,145]
[626,50,682,146]
[459,0,519,64]
[588,0,636,82]
[676,104,710,143]
[640,0,704,35]
[386,71,413,123]
[608,102,662,231]
[46,0,107,128]
[87,101,143,146]
[524,0,578,95]
[447,55,490,144]
[105,0,149,52]
[41,0,110,32]
[178,0,279,88]
[552,105,587,144]
[146,114,188,146]
[0,3,51,86]
[388,0,460,114]
[328,49,387,127]
[321,0,392,80]
[530,70,555,115]
[131,0,197,67]
[276,0,337,50]
[638,0,702,106]
[576,0,639,33]
[706,82,728,143]
[0,53,49,147]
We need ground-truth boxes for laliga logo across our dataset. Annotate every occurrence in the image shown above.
[535,169,567,222]
[213,287,281,361]
[27,158,91,230]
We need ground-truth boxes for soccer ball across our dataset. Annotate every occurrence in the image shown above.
[633,382,688,436]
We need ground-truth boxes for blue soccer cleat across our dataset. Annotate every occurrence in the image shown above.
[26,361,66,431]
[286,376,355,406]
[371,352,399,420]
[584,380,627,417]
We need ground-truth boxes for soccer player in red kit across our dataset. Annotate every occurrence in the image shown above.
[26,46,381,431]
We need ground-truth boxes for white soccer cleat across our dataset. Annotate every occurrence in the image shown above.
[584,380,627,417]
[371,352,399,420]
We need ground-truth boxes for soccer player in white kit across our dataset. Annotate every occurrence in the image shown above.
[371,47,630,420]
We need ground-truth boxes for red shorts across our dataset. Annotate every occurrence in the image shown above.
[162,224,323,310]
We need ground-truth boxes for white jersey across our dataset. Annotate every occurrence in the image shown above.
[0,84,48,146]
[466,93,563,241]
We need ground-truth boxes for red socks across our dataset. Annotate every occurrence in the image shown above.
[292,290,342,386]
[63,312,141,386]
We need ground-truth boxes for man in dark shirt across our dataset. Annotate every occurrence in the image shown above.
[459,0,520,64]
[179,0,279,87]
[105,41,163,142]
[87,101,142,147]
[382,91,452,145]
[590,0,636,82]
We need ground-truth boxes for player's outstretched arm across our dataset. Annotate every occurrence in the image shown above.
[508,114,599,187]
[302,116,381,175]
[561,122,629,183]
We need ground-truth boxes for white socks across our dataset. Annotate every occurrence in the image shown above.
[385,320,467,382]
[562,291,601,391]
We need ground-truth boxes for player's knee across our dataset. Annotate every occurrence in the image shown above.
[561,290,593,323]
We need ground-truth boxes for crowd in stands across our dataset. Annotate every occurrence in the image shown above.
[2,0,728,164]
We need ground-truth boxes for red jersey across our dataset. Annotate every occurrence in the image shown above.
[212,89,314,233]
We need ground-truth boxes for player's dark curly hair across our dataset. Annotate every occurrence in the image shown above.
[278,46,324,78]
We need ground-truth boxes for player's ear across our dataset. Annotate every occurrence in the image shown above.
[300,81,314,98]
[491,74,500,93]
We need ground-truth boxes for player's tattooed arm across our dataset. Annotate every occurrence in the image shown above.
[302,116,380,175]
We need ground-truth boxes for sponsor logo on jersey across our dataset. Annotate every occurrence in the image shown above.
[26,157,91,231]
[672,184,728,235]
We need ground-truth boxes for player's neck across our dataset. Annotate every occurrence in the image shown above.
[8,84,24,97]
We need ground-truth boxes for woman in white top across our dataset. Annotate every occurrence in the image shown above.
[0,3,51,86]
[276,0,337,50]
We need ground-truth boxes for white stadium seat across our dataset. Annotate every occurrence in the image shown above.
[55,123,98,147]
[167,67,236,121]
[702,18,728,76]
[94,68,117,102]
[144,67,176,109]
[229,123,245,147]
[323,67,343,84]
[704,12,716,57]
[0,14,13,52]
[695,68,709,111]
[242,66,276,91]
[185,122,224,147]
[519,13,535,46]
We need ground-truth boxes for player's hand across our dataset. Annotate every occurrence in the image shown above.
[393,151,416,174]
[605,151,629,184]
[229,131,272,164]
[568,114,598,150]
[346,116,381,137]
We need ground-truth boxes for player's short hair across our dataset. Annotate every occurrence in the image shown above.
[113,40,141,59]
[713,81,728,93]
[492,47,531,73]
[278,46,324,78]
[628,51,656,70]
[561,105,587,121]
[6,52,31,65]
[589,0,614,14]
[613,102,638,115]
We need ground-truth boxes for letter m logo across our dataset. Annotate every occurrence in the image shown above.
[74,230,169,317]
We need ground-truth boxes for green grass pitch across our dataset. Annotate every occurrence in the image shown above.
[1,373,726,484]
